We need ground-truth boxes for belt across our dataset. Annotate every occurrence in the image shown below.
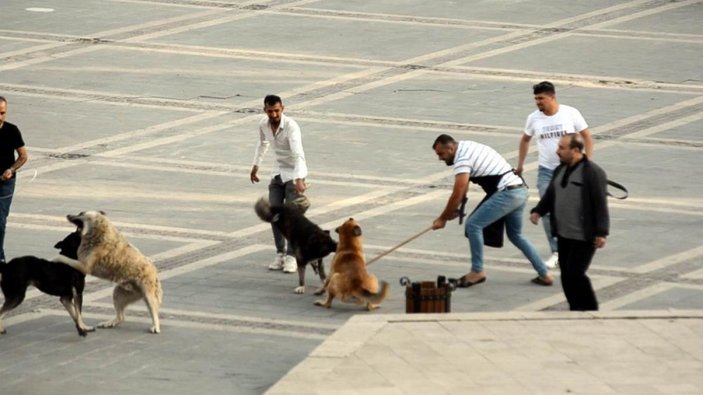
[502,183,526,191]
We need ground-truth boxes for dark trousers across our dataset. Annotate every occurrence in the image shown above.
[0,178,16,262]
[558,236,598,311]
[268,175,300,256]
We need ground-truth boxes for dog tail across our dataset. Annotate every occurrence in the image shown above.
[361,280,390,305]
[254,197,274,223]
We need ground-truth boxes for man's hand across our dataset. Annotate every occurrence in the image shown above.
[516,165,524,177]
[432,218,447,230]
[295,178,307,194]
[2,169,13,181]
[250,166,259,183]
[529,212,541,225]
[594,236,607,249]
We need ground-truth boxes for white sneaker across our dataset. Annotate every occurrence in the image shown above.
[282,255,297,273]
[268,253,284,270]
[545,252,559,269]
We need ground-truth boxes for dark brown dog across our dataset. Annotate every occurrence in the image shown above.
[255,197,337,294]
[315,218,389,311]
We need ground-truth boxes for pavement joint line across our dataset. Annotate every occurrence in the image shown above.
[123,0,320,43]
[584,0,701,30]
[88,302,339,330]
[0,9,230,70]
[440,0,685,67]
[24,309,332,340]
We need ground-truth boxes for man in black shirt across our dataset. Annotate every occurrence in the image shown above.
[530,134,608,311]
[0,97,29,263]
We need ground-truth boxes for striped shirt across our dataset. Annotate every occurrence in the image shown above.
[453,141,522,190]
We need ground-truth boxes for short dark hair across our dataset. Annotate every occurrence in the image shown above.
[432,134,456,149]
[264,95,282,107]
[0,96,6,104]
[565,133,585,151]
[533,81,555,95]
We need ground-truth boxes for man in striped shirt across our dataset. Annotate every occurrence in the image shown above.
[432,134,553,287]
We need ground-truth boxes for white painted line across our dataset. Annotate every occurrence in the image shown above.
[586,0,700,30]
[516,275,623,312]
[10,213,232,238]
[36,309,329,340]
[600,282,676,311]
[625,112,703,139]
[25,8,54,13]
[83,244,270,302]
[88,302,339,330]
[633,245,703,274]
[58,111,227,153]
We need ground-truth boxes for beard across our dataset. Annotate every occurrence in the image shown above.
[444,158,454,166]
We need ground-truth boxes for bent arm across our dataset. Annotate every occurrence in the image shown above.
[439,173,469,221]
[516,134,532,175]
[580,128,594,158]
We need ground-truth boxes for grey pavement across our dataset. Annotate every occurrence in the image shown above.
[0,0,701,394]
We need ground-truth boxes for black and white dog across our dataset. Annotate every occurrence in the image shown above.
[0,230,93,336]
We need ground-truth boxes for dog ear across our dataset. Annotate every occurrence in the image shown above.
[353,225,362,237]
[99,210,107,215]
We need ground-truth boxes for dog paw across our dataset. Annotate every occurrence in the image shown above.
[313,287,326,296]
[77,326,95,337]
[149,326,160,334]
[294,286,305,294]
[97,320,118,329]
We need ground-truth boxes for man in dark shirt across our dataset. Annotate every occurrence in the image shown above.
[530,134,608,311]
[0,97,29,263]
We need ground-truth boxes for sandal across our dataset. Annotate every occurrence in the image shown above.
[454,275,486,288]
[531,276,553,286]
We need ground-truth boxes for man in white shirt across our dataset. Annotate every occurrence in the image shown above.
[250,95,308,273]
[432,134,553,287]
[517,81,593,269]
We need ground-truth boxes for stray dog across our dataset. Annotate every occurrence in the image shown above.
[53,211,163,334]
[315,218,389,311]
[254,197,337,294]
[0,230,93,336]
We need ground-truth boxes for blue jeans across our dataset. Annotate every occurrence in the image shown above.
[537,166,558,253]
[465,186,548,277]
[0,178,16,262]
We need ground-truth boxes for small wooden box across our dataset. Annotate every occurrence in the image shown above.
[401,276,455,314]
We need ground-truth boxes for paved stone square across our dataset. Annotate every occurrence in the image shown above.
[0,0,701,394]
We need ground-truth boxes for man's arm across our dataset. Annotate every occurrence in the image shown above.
[3,146,28,181]
[250,127,269,184]
[288,122,307,194]
[516,134,532,176]
[432,173,469,230]
[579,128,594,158]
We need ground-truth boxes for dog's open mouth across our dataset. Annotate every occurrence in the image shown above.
[67,215,84,230]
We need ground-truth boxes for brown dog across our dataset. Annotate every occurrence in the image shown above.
[314,218,389,311]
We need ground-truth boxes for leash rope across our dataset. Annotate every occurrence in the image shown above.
[366,225,433,266]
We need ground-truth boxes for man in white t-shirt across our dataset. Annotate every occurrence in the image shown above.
[250,95,308,273]
[432,134,552,287]
[516,81,593,269]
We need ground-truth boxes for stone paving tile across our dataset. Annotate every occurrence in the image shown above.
[1,0,701,394]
